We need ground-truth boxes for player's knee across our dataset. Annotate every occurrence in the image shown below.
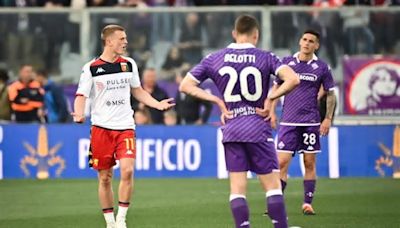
[99,174,112,186]
[120,166,134,179]
[304,160,316,171]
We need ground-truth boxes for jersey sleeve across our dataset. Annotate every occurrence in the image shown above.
[271,54,286,85]
[76,62,93,97]
[127,57,141,88]
[322,64,335,91]
[189,54,211,83]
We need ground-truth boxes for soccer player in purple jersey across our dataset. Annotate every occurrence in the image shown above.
[180,15,299,228]
[270,29,337,215]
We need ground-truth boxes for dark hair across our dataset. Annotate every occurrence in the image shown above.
[36,69,49,78]
[234,14,259,35]
[0,69,9,82]
[303,29,320,42]
[101,24,125,46]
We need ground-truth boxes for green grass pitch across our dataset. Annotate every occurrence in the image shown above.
[1,178,399,228]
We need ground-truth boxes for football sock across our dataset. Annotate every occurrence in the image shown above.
[229,194,250,228]
[304,180,316,204]
[102,208,115,224]
[280,179,287,192]
[266,189,288,228]
[117,201,130,221]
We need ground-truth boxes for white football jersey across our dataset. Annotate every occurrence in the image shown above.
[76,56,141,130]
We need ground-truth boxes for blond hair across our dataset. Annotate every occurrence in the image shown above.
[101,24,125,46]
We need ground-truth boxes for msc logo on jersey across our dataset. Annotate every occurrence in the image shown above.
[20,126,65,179]
[106,99,126,106]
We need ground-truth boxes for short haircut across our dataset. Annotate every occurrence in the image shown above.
[101,24,125,46]
[303,29,320,42]
[234,14,259,35]
[36,69,49,78]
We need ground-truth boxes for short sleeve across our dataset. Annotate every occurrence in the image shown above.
[189,55,211,83]
[127,57,141,88]
[76,62,93,97]
[322,65,335,91]
[270,53,285,85]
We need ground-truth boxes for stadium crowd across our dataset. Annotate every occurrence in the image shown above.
[0,1,399,125]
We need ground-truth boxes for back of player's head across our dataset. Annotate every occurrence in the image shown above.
[234,14,259,35]
[101,24,125,46]
[36,69,49,79]
[303,29,320,42]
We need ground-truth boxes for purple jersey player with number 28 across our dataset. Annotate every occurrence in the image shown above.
[270,29,337,216]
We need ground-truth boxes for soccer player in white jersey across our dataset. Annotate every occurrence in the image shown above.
[180,15,299,228]
[72,25,174,228]
[270,29,337,215]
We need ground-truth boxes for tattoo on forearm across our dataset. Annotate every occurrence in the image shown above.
[325,91,336,120]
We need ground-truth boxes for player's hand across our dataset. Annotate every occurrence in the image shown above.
[158,98,175,111]
[71,112,85,124]
[270,113,278,130]
[216,99,233,125]
[320,118,332,136]
[256,98,272,121]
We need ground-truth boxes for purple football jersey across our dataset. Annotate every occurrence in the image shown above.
[275,53,335,125]
[190,43,285,142]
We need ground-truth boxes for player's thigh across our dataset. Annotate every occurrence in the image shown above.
[90,126,116,170]
[245,141,279,175]
[276,125,299,152]
[303,153,316,169]
[299,126,321,153]
[115,129,136,160]
[224,142,249,172]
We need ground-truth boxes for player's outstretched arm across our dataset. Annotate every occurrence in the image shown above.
[72,95,86,123]
[320,90,336,136]
[179,75,233,124]
[131,87,175,111]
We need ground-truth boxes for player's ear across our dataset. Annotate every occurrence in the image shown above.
[232,30,237,40]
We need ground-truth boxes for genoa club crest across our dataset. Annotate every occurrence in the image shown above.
[121,62,128,72]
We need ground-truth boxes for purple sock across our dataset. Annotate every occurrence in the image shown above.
[230,197,250,228]
[280,179,287,192]
[304,179,316,204]
[267,194,288,228]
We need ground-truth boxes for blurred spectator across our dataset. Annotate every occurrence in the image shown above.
[163,109,178,126]
[160,46,189,81]
[36,69,71,123]
[0,69,11,121]
[178,12,203,65]
[8,65,45,123]
[86,0,117,6]
[131,68,168,124]
[174,70,212,125]
[341,1,375,55]
[134,107,152,125]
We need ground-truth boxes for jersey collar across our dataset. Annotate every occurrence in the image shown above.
[227,43,256,49]
[293,52,318,64]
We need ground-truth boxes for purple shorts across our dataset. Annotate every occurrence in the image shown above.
[276,125,321,153]
[223,141,279,174]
